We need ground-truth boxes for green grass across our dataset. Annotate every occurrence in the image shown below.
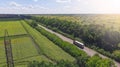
[0,20,75,67]
[0,20,27,37]
[14,55,51,67]
[22,21,76,62]
[0,36,51,67]
[0,20,51,67]
[0,40,6,67]
[12,37,38,60]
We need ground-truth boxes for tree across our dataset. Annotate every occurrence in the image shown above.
[30,21,37,28]
[86,54,115,67]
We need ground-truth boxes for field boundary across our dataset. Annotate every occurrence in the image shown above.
[20,21,41,54]
[20,21,57,63]
[0,34,28,39]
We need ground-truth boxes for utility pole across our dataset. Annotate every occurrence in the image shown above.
[4,30,14,67]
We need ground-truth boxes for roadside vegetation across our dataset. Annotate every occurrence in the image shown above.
[26,19,115,67]
[0,16,117,67]
[21,21,75,62]
[30,15,120,63]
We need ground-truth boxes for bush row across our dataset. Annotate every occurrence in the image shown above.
[35,26,115,67]
[36,27,88,57]
[30,16,120,63]
[25,19,116,67]
[32,16,120,52]
[28,60,79,67]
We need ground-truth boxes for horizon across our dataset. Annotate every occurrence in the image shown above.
[0,0,120,14]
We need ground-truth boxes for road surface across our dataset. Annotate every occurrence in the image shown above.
[38,24,120,67]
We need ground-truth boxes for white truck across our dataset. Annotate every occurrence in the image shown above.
[73,40,84,49]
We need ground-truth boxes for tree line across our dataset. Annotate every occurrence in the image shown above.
[31,16,120,51]
[29,16,120,62]
[26,20,116,67]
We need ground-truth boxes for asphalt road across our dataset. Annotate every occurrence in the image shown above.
[38,24,120,67]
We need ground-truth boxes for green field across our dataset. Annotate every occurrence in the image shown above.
[0,40,6,67]
[21,20,75,62]
[0,20,75,67]
[0,21,27,37]
[0,37,51,67]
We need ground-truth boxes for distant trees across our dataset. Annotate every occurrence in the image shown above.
[31,16,120,52]
[25,16,117,67]
[29,16,120,62]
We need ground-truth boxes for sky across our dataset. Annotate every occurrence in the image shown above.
[0,0,120,14]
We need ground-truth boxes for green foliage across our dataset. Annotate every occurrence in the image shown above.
[34,25,115,67]
[90,45,114,59]
[86,54,115,67]
[35,27,87,57]
[28,60,78,67]
[30,21,37,28]
[76,55,89,67]
[113,50,120,62]
[31,16,120,51]
[30,16,120,62]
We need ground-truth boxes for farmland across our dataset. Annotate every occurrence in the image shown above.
[0,21,27,37]
[0,19,75,67]
[0,15,117,67]
[21,21,75,62]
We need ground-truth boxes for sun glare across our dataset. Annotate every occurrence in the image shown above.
[77,0,120,13]
[95,0,120,13]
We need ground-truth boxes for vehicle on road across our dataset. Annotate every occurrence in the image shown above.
[73,40,84,49]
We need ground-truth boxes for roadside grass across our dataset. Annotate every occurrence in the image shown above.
[22,21,76,62]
